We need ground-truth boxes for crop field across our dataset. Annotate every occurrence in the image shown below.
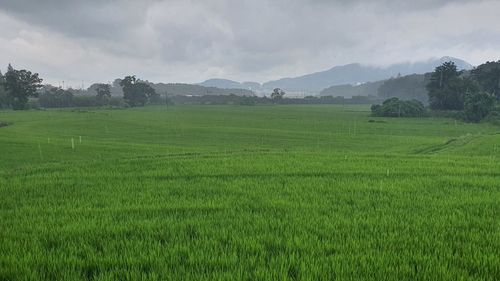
[0,104,499,280]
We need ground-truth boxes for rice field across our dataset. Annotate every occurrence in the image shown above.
[0,105,499,280]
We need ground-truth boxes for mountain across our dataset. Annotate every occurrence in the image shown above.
[151,83,254,96]
[103,79,254,97]
[198,79,242,89]
[320,73,431,103]
[376,74,430,103]
[320,80,385,98]
[262,56,472,92]
[241,81,262,91]
[198,79,262,91]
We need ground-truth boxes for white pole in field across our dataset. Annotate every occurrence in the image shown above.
[71,138,75,150]
[79,136,82,143]
[38,143,43,160]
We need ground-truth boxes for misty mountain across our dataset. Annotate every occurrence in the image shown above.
[320,80,385,98]
[376,74,430,103]
[99,79,254,97]
[151,83,254,97]
[198,79,262,91]
[262,56,472,92]
[198,79,242,89]
[320,73,429,103]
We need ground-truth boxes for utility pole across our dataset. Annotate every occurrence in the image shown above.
[165,91,168,111]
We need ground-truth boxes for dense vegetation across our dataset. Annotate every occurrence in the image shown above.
[371,98,425,117]
[426,61,499,122]
[472,61,500,100]
[1,105,499,280]
[1,61,498,123]
[322,61,500,110]
[372,61,499,121]
[0,64,42,109]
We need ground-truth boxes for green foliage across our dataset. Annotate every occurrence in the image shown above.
[371,97,425,117]
[38,87,124,108]
[426,61,498,123]
[270,88,285,101]
[472,60,500,100]
[426,62,465,110]
[1,105,499,280]
[0,71,7,108]
[3,64,43,110]
[463,91,496,122]
[119,76,158,107]
[38,87,75,108]
[94,83,111,104]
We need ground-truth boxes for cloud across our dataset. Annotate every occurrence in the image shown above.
[0,0,499,86]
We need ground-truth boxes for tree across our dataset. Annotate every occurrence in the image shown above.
[119,76,157,107]
[38,87,74,108]
[271,88,285,102]
[0,71,7,108]
[3,64,43,110]
[472,61,500,100]
[463,91,495,122]
[426,62,465,110]
[94,83,111,104]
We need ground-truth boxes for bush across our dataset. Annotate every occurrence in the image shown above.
[478,103,500,125]
[371,98,425,117]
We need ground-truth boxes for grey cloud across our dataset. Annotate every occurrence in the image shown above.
[0,0,499,86]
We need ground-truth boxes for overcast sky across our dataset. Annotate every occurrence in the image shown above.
[0,0,499,87]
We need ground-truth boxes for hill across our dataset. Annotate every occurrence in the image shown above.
[262,56,471,92]
[320,80,385,98]
[93,80,255,97]
[151,83,254,96]
[198,79,262,91]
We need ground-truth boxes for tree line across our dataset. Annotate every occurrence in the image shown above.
[0,66,160,109]
[1,60,499,123]
[372,60,500,122]
[0,65,382,109]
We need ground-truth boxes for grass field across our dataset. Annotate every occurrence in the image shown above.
[1,104,499,280]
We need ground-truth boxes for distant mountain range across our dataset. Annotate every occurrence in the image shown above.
[198,56,473,94]
[104,80,254,97]
[198,79,262,91]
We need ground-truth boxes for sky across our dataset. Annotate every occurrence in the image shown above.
[0,0,499,87]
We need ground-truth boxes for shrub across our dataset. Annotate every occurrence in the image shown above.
[371,98,425,117]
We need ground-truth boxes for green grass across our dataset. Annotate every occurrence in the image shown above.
[0,105,499,280]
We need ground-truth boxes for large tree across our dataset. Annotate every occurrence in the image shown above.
[119,76,157,107]
[3,64,43,110]
[472,60,500,100]
[271,88,285,103]
[94,83,111,104]
[426,61,465,110]
[0,71,7,108]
